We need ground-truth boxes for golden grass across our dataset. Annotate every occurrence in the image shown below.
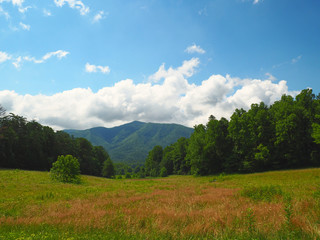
[1,169,320,238]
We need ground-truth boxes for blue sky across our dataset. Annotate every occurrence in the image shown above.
[0,0,319,129]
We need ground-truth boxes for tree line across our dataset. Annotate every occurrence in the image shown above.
[0,108,115,178]
[145,89,320,176]
[2,89,320,179]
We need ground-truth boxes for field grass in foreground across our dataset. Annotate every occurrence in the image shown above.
[0,168,320,239]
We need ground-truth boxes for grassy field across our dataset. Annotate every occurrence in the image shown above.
[0,168,320,239]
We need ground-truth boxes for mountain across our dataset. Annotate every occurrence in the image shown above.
[64,121,193,164]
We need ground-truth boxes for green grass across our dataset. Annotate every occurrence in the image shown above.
[0,168,320,239]
[240,185,283,202]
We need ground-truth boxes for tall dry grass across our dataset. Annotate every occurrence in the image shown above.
[1,169,320,238]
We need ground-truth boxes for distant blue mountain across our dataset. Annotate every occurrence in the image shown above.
[64,121,193,164]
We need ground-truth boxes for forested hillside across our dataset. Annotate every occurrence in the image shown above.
[0,107,111,177]
[65,121,193,164]
[145,89,320,176]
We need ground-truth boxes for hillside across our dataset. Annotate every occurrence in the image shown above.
[1,168,319,239]
[64,121,193,163]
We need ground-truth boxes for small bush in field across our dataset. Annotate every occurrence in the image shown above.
[50,155,81,184]
[241,185,283,202]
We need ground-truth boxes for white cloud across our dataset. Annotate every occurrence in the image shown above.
[185,44,206,54]
[93,10,105,23]
[253,0,261,4]
[11,50,69,68]
[54,0,90,15]
[19,22,30,30]
[0,59,298,130]
[18,6,31,13]
[12,56,22,68]
[265,72,276,81]
[198,7,207,16]
[0,6,10,19]
[149,57,199,83]
[42,50,69,61]
[291,55,302,64]
[12,0,24,6]
[85,63,110,74]
[43,9,52,16]
[0,51,11,63]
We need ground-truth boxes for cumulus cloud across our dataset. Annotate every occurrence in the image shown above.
[185,44,205,54]
[0,59,298,130]
[149,57,199,83]
[85,63,110,74]
[253,0,261,4]
[54,0,89,15]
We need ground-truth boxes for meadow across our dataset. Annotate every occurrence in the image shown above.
[0,168,320,239]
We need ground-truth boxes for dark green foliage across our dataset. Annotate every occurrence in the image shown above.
[145,145,163,176]
[186,116,233,175]
[125,172,131,179]
[50,155,81,184]
[160,167,168,177]
[312,115,320,144]
[143,89,320,177]
[76,138,99,176]
[102,157,115,178]
[151,88,320,177]
[241,185,283,202]
[64,121,193,164]
[0,107,111,177]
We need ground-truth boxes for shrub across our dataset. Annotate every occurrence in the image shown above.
[50,155,81,184]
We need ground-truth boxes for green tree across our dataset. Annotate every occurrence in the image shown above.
[145,145,163,176]
[50,155,81,184]
[312,115,320,144]
[125,172,131,179]
[186,124,206,175]
[160,167,168,177]
[102,157,115,178]
[0,105,6,117]
[76,138,100,176]
[204,116,232,174]
[271,92,315,169]
[94,146,110,176]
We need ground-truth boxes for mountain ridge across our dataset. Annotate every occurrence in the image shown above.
[64,121,193,164]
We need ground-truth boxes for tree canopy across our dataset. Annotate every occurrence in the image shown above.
[145,89,320,176]
[0,108,111,177]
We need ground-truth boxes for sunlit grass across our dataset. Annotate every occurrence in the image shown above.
[0,168,320,239]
